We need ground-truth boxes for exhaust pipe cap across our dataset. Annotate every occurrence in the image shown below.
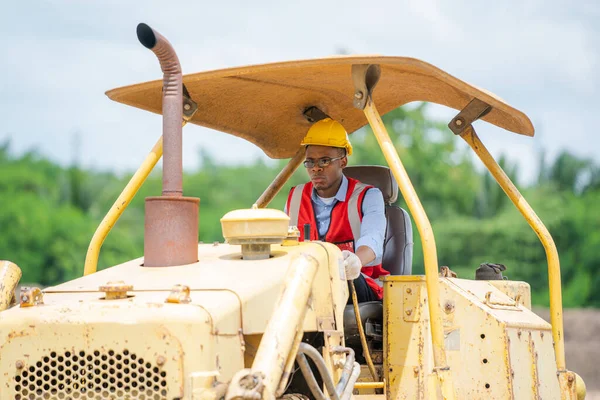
[137,23,156,49]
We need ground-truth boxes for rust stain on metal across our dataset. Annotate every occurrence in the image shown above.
[567,372,575,388]
[444,301,455,314]
[144,196,200,267]
[503,330,515,399]
[99,280,133,300]
[528,331,541,399]
[439,266,457,278]
[417,326,425,398]
[19,287,44,307]
[166,284,192,304]
[8,329,29,339]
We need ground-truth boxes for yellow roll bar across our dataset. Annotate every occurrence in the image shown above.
[458,125,566,371]
[363,100,455,399]
[83,136,163,276]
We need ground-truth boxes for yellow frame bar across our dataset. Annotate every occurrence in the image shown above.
[251,254,318,399]
[354,381,385,390]
[363,100,455,399]
[256,147,305,208]
[459,126,566,371]
[83,136,163,276]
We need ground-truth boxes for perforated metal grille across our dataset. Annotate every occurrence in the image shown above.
[13,349,168,399]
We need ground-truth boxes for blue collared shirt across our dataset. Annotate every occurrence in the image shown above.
[287,175,385,266]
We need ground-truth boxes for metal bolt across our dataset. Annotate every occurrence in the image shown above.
[517,330,522,338]
[99,281,133,300]
[21,295,29,302]
[444,302,454,314]
[540,332,544,339]
[405,309,412,316]
[406,288,412,294]
[15,360,24,369]
[156,356,166,366]
[354,92,363,99]
[184,103,191,111]
[455,118,464,126]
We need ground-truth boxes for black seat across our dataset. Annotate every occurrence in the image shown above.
[343,165,413,277]
[341,166,413,354]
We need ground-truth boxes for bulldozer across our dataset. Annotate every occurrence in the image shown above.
[0,23,587,399]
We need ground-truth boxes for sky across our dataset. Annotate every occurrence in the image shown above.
[1,0,598,183]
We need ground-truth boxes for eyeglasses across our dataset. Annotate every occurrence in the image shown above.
[303,156,345,168]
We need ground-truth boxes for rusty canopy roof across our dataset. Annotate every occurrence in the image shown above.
[106,56,534,159]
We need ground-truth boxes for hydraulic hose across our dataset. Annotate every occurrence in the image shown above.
[332,346,355,394]
[296,343,339,400]
[340,363,361,400]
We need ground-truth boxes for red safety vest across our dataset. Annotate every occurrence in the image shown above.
[286,177,389,299]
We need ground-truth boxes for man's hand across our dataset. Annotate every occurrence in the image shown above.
[342,250,362,280]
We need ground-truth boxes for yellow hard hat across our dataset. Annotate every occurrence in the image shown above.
[300,118,353,156]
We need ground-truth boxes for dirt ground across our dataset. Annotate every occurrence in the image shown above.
[535,307,600,395]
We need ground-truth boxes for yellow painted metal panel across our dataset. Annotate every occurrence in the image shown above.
[531,330,562,398]
[385,280,427,400]
[47,242,346,335]
[385,277,562,399]
[438,280,512,400]
[489,280,532,310]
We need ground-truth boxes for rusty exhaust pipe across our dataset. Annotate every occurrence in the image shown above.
[138,23,199,267]
[137,23,182,196]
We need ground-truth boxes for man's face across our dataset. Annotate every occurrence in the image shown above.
[305,145,347,193]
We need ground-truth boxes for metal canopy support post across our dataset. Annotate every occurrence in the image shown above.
[256,148,305,208]
[84,135,164,276]
[450,99,575,398]
[351,64,455,400]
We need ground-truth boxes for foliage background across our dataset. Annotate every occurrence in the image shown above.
[1,105,599,307]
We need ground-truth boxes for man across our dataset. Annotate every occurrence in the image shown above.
[286,118,388,303]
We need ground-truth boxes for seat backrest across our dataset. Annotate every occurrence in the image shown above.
[343,166,413,275]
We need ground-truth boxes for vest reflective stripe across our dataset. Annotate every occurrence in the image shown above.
[347,182,370,240]
[287,183,305,228]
